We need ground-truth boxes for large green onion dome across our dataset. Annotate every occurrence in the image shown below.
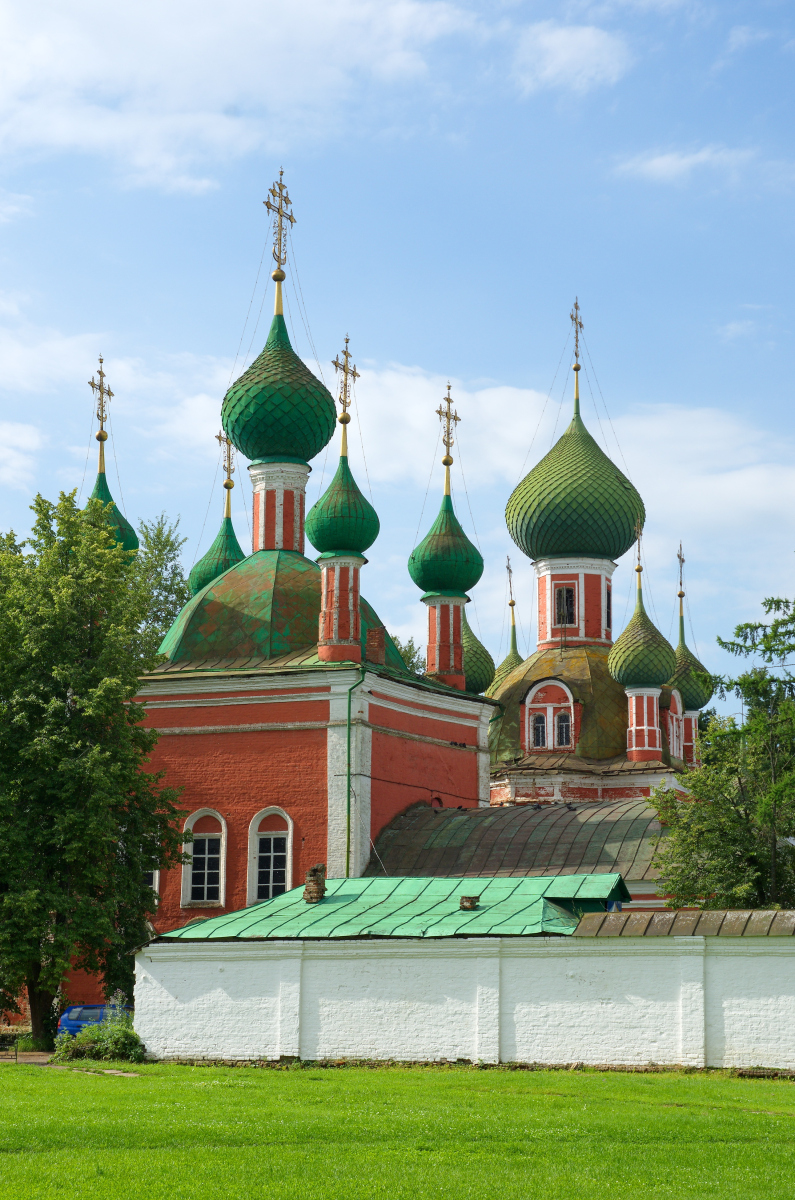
[487,610,524,697]
[305,453,380,555]
[189,516,246,596]
[668,602,713,711]
[89,470,139,553]
[506,378,644,561]
[462,609,495,694]
[221,313,336,464]
[608,567,677,688]
[408,494,484,596]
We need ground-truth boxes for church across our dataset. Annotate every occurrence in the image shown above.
[89,173,714,942]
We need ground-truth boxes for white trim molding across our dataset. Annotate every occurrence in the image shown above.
[246,807,294,906]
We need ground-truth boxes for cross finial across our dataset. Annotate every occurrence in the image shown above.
[635,517,643,573]
[332,335,360,456]
[677,542,685,589]
[88,355,113,431]
[436,383,460,456]
[570,297,583,365]
[506,555,515,606]
[216,430,235,517]
[264,168,296,270]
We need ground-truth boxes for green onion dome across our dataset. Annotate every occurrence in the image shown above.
[608,568,676,688]
[305,454,380,554]
[89,470,139,553]
[189,516,246,596]
[486,616,523,697]
[668,607,713,711]
[462,609,495,694]
[221,313,336,464]
[506,394,644,561]
[408,494,484,596]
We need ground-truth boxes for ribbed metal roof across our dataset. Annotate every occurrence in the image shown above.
[574,909,795,937]
[366,800,662,881]
[157,874,630,942]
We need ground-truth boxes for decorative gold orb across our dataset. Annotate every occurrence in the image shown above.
[339,412,351,425]
[509,599,516,607]
[223,478,235,490]
[272,268,286,282]
[635,564,643,573]
[442,454,453,466]
[572,363,581,372]
[96,430,108,442]
[677,590,685,598]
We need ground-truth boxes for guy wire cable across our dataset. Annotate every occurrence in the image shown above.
[412,424,443,549]
[288,228,329,388]
[189,447,222,570]
[547,350,574,449]
[77,389,96,504]
[106,408,128,518]
[350,375,374,504]
[240,275,272,370]
[513,327,572,488]
[452,437,484,638]
[226,234,271,389]
[581,330,634,481]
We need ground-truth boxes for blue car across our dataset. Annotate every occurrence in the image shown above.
[57,1005,131,1036]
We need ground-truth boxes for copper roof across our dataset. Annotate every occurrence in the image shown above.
[574,910,795,937]
[366,799,662,881]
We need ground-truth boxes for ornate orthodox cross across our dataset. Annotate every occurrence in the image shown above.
[216,430,235,481]
[436,383,460,459]
[264,168,296,268]
[88,355,113,432]
[677,541,686,598]
[332,336,360,419]
[506,555,515,608]
[570,297,583,365]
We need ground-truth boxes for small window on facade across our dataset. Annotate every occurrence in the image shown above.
[143,871,154,888]
[190,837,221,901]
[533,713,546,748]
[606,587,612,630]
[257,835,287,900]
[557,711,571,747]
[555,586,575,626]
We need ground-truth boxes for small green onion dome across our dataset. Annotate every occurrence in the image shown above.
[189,516,246,596]
[89,471,139,553]
[608,569,677,688]
[221,313,336,464]
[668,609,713,710]
[506,402,644,561]
[408,494,484,596]
[462,609,495,694]
[305,454,380,555]
[486,618,523,697]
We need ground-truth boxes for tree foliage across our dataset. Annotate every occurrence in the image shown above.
[391,635,426,676]
[0,493,187,1041]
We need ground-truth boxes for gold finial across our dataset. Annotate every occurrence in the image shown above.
[332,335,360,457]
[506,556,516,625]
[677,541,686,613]
[436,382,460,496]
[635,517,643,576]
[88,355,113,473]
[264,168,296,316]
[216,430,235,518]
[570,297,583,416]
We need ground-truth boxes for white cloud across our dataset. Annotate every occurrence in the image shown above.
[513,20,631,94]
[616,144,755,183]
[726,25,770,55]
[718,319,755,341]
[0,421,43,489]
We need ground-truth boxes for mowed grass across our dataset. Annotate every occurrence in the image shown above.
[1,1063,795,1199]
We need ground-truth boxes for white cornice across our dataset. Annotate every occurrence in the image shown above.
[533,557,617,578]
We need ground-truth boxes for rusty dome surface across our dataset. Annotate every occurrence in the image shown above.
[365,799,662,881]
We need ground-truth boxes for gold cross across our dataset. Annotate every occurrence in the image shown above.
[506,556,515,606]
[436,383,460,456]
[88,355,113,430]
[635,517,643,568]
[677,542,685,593]
[570,297,583,364]
[216,430,235,480]
[332,336,360,418]
[264,168,296,269]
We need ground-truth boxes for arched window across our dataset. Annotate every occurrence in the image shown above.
[247,808,294,905]
[181,810,227,908]
[533,713,546,748]
[556,711,571,747]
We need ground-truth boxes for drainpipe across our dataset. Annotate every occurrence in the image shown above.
[345,663,367,878]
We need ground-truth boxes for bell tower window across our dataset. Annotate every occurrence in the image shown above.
[556,711,571,747]
[532,713,546,748]
[606,587,612,631]
[555,586,576,627]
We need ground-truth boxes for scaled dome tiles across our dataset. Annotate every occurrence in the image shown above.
[462,609,495,694]
[89,471,139,554]
[305,455,380,555]
[669,617,714,711]
[408,495,484,595]
[188,516,246,596]
[221,314,336,464]
[608,575,676,688]
[506,408,644,561]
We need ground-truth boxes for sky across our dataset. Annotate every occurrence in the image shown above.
[0,0,793,706]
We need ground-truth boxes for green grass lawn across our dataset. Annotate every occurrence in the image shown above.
[1,1062,794,1199]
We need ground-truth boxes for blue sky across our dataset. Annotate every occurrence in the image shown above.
[0,0,793,704]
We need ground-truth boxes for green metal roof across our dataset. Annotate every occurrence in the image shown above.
[608,574,676,689]
[408,493,484,596]
[88,471,139,553]
[157,874,631,942]
[486,620,523,697]
[188,515,246,596]
[667,612,713,711]
[505,400,644,561]
[462,609,495,694]
[221,313,336,464]
[305,452,380,555]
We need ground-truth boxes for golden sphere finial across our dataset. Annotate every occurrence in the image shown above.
[508,599,516,608]
[271,268,286,282]
[677,589,685,598]
[442,454,453,467]
[635,564,643,574]
[339,412,351,425]
[572,362,581,372]
[95,430,108,442]
[223,478,234,490]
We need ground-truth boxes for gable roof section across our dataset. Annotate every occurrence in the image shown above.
[157,874,630,942]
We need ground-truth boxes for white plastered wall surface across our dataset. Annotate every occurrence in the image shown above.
[135,937,795,1069]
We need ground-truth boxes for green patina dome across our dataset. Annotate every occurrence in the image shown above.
[159,548,408,672]
[462,609,495,694]
[221,314,336,464]
[486,618,524,698]
[188,516,246,596]
[305,453,380,555]
[668,611,713,711]
[608,571,677,688]
[89,471,139,553]
[506,398,645,561]
[408,494,484,596]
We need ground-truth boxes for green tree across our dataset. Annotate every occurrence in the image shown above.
[391,635,426,676]
[134,513,191,660]
[0,492,186,1043]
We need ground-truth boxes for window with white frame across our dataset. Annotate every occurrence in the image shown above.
[257,834,288,900]
[190,836,221,901]
[246,809,294,906]
[556,711,571,747]
[554,585,576,627]
[533,713,546,747]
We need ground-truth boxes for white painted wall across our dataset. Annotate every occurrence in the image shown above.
[135,936,795,1068]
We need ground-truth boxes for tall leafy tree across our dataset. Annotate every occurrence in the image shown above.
[134,513,191,660]
[0,493,186,1042]
[391,635,426,676]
